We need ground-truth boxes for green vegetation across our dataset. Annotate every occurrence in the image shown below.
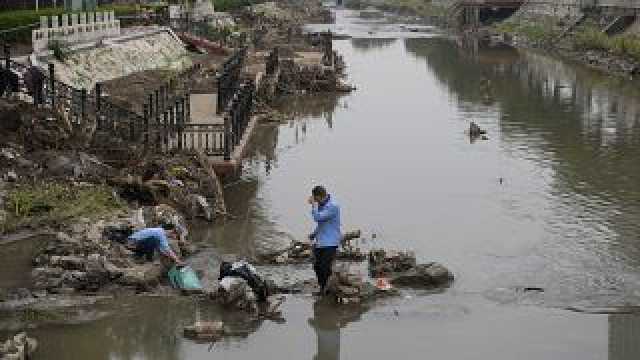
[494,20,557,43]
[0,4,142,32]
[212,0,259,12]
[1,182,124,234]
[574,26,640,62]
[355,0,445,17]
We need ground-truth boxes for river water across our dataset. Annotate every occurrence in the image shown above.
[6,8,640,359]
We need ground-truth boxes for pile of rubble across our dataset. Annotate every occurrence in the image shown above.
[328,268,386,305]
[258,230,366,265]
[0,332,37,360]
[369,249,454,288]
[108,157,217,221]
[210,275,284,320]
[30,205,194,294]
[276,60,354,95]
[368,249,417,276]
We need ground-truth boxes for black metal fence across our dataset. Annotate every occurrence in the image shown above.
[217,46,246,114]
[265,47,279,76]
[1,43,255,161]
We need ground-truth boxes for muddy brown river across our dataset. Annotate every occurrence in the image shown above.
[4,8,640,359]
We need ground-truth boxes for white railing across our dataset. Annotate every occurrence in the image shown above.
[32,11,121,54]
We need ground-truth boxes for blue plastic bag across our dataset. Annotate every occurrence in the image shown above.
[168,265,203,291]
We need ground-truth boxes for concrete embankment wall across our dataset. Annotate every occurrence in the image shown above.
[53,27,192,90]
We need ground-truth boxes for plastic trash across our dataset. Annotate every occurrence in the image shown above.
[375,277,393,291]
[168,265,203,291]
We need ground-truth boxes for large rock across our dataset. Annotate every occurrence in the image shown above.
[118,263,165,288]
[389,263,454,288]
[368,249,416,277]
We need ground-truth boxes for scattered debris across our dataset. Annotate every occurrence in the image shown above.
[258,231,367,265]
[369,249,417,277]
[369,249,453,288]
[468,121,487,138]
[328,266,398,305]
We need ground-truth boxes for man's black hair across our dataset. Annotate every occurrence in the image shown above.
[312,185,327,197]
[161,223,176,231]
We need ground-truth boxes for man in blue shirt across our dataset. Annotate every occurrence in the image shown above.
[126,223,184,265]
[308,185,342,296]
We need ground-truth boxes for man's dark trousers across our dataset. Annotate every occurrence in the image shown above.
[313,246,337,290]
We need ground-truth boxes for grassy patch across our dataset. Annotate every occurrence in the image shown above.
[1,182,124,234]
[494,20,556,43]
[574,25,640,62]
[0,4,142,32]
[213,0,260,12]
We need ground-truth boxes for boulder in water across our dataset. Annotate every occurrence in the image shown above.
[389,262,454,288]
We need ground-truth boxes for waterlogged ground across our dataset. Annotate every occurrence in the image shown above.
[4,8,640,359]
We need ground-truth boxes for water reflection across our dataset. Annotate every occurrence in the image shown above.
[309,298,368,360]
[609,314,640,360]
[351,38,397,53]
[404,36,640,304]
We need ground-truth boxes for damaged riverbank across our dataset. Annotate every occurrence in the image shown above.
[345,0,640,80]
[488,4,640,80]
[0,0,409,350]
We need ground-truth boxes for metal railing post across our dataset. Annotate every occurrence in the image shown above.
[224,112,232,161]
[155,89,160,114]
[164,109,169,150]
[184,94,190,124]
[80,88,87,124]
[143,103,149,149]
[48,63,55,107]
[148,93,154,120]
[95,83,102,128]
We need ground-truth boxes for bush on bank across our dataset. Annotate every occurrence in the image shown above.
[494,20,557,43]
[574,25,640,62]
